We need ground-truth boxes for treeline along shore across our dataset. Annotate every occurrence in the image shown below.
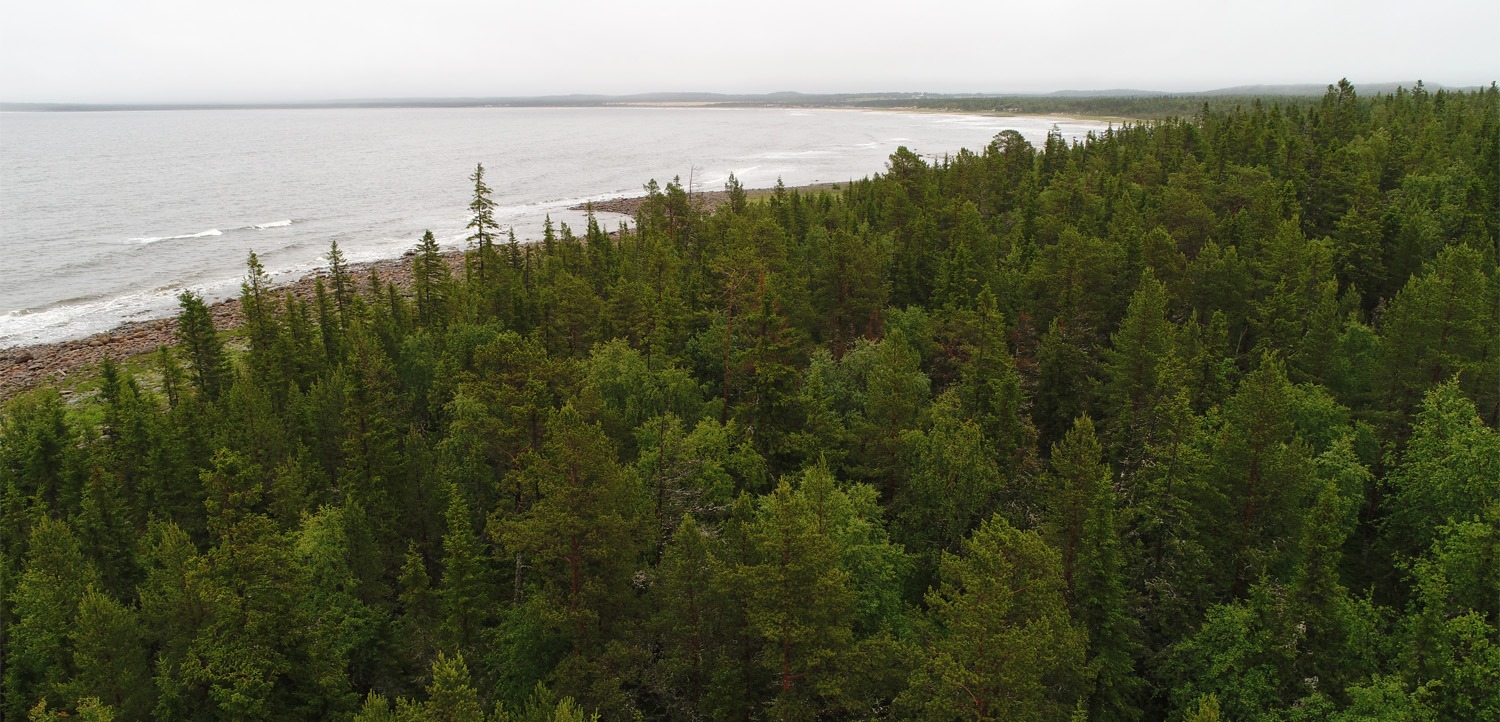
[0,183,836,401]
[2,81,1483,119]
[1,81,1496,722]
[1,253,447,401]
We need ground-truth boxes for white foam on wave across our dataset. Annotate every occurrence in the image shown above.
[252,219,292,229]
[0,285,187,348]
[125,228,222,244]
[759,149,834,160]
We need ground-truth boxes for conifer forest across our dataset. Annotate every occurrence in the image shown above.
[3,81,1497,721]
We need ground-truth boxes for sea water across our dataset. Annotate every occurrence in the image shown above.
[0,107,1111,347]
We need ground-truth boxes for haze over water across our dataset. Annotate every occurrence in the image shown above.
[0,107,1109,347]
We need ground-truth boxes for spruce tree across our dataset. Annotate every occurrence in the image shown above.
[1099,270,1175,475]
[648,515,724,718]
[3,516,100,719]
[424,652,486,722]
[1377,244,1497,426]
[1210,355,1316,597]
[1041,416,1141,721]
[735,477,854,718]
[240,251,285,395]
[438,483,490,655]
[466,162,500,286]
[412,229,450,327]
[496,405,644,654]
[896,514,1087,720]
[174,290,230,401]
[326,240,354,328]
[69,588,153,719]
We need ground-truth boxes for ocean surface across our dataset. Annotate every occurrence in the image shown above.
[0,107,1111,347]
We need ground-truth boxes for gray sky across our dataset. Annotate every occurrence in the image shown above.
[1,0,1495,102]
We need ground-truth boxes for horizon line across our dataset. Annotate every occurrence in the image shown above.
[3,79,1492,108]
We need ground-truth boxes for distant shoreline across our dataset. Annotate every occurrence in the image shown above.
[569,182,845,217]
[0,101,1140,125]
[0,98,1049,113]
[1,81,1478,114]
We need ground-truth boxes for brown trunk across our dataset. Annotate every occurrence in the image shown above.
[780,539,794,693]
[1234,443,1264,598]
[513,552,524,606]
[568,536,584,642]
[655,418,671,556]
[781,634,793,692]
[569,537,582,598]
[721,284,735,425]
[687,583,702,705]
[1430,292,1457,383]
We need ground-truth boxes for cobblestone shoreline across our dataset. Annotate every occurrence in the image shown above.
[0,252,459,401]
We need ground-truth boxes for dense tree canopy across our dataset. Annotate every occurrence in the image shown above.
[3,81,1497,721]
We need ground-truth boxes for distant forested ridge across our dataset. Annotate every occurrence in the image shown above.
[850,80,1489,119]
[2,80,1481,119]
[3,80,1496,721]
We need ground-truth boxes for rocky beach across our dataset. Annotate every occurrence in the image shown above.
[0,251,459,401]
[0,184,846,401]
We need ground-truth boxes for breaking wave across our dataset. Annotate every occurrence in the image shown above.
[125,228,222,244]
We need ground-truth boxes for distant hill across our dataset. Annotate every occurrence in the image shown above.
[0,91,927,112]
[1036,81,1481,98]
[1199,81,1478,96]
[3,81,1487,113]
[1047,89,1169,98]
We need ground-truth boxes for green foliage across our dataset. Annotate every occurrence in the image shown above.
[1208,355,1319,596]
[495,405,645,660]
[1042,416,1143,720]
[4,516,100,719]
[466,162,501,286]
[894,391,1003,587]
[175,290,231,401]
[5,81,1498,720]
[897,514,1088,720]
[69,587,153,718]
[734,474,855,717]
[1377,244,1498,424]
[412,230,452,327]
[425,652,486,722]
[1382,380,1500,557]
[439,483,491,654]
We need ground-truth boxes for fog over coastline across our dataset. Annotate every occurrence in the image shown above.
[1,0,1495,103]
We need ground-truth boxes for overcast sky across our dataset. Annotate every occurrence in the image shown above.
[1,0,1495,103]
